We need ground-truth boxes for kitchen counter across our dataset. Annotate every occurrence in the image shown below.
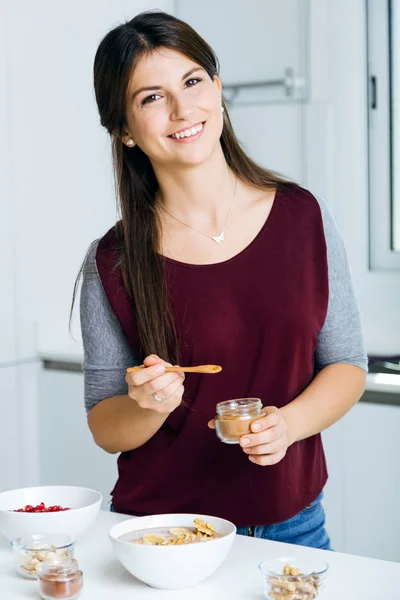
[2,510,400,599]
[40,350,400,404]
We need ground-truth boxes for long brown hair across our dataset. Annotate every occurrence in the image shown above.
[73,10,298,363]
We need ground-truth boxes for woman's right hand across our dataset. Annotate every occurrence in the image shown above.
[125,354,185,414]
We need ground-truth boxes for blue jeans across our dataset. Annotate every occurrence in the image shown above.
[237,492,332,550]
[110,491,332,551]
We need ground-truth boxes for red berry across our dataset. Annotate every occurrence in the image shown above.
[12,501,69,513]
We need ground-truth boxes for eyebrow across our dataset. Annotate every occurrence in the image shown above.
[130,67,204,103]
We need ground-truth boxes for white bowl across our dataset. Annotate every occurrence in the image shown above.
[0,486,102,542]
[109,513,236,590]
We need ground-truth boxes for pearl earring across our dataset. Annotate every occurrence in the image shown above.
[127,139,135,147]
[221,106,224,113]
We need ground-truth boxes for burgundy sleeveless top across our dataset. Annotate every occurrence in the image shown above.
[96,185,329,526]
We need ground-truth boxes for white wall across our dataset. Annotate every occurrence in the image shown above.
[0,1,17,365]
[4,0,175,362]
[0,0,175,491]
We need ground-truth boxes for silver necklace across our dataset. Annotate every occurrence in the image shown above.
[160,176,238,244]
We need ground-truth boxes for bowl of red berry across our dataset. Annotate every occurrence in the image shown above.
[0,486,102,542]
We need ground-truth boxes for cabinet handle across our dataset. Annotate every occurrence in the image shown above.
[370,75,377,109]
[222,68,304,103]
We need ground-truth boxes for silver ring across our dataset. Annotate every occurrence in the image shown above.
[153,392,164,403]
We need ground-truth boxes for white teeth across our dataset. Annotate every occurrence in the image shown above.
[171,123,203,139]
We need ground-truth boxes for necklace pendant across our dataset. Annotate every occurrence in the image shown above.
[212,231,225,244]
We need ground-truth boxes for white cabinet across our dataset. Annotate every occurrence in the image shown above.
[342,402,400,562]
[230,104,304,183]
[323,400,400,562]
[0,367,21,491]
[321,419,347,552]
[177,0,307,91]
[38,369,117,509]
[177,0,309,186]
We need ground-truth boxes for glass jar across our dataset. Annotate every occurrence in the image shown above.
[38,557,83,600]
[10,534,75,579]
[214,398,265,444]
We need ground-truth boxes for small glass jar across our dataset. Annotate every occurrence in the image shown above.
[259,557,329,599]
[38,557,83,600]
[10,534,75,579]
[214,398,265,444]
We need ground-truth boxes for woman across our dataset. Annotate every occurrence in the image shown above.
[78,10,367,550]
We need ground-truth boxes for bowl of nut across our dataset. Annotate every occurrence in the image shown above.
[259,557,329,599]
[10,533,75,579]
[0,486,102,542]
[109,513,236,590]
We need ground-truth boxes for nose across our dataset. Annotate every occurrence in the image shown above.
[169,95,195,122]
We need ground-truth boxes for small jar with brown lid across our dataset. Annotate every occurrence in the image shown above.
[37,557,83,600]
[214,398,265,444]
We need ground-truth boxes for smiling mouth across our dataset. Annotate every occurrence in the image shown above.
[169,122,205,140]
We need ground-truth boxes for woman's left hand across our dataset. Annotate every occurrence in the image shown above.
[208,406,291,466]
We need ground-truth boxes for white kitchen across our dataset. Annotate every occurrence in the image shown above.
[1,0,400,598]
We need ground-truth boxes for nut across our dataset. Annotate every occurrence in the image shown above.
[17,544,72,578]
[266,563,322,600]
[193,518,216,536]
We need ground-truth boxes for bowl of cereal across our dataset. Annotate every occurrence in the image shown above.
[259,556,329,599]
[109,513,236,589]
[0,486,102,542]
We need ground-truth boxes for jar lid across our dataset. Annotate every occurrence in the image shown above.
[216,398,262,417]
[10,533,73,551]
[38,556,80,580]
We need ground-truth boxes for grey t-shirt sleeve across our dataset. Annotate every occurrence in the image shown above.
[80,240,140,414]
[314,194,368,372]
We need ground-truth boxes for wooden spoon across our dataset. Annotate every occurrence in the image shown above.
[126,364,222,374]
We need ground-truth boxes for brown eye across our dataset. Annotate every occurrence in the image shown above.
[142,94,161,105]
[185,78,202,87]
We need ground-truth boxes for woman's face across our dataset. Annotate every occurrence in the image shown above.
[122,48,223,168]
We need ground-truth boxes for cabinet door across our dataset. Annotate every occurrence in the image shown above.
[342,402,400,562]
[177,0,307,92]
[323,401,400,562]
[0,366,21,491]
[322,420,347,552]
[177,0,307,185]
[230,104,304,183]
[38,370,117,508]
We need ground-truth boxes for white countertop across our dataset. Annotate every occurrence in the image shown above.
[2,510,400,599]
[366,372,400,394]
